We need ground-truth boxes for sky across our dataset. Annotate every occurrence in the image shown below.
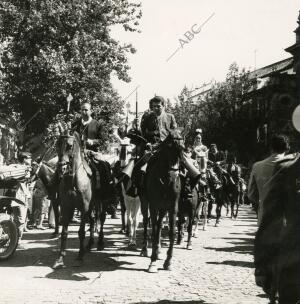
[111,0,300,112]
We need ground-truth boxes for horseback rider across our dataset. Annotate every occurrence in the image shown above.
[71,102,102,153]
[226,153,243,188]
[140,96,177,146]
[208,143,226,165]
[51,102,117,218]
[72,102,118,218]
[191,130,208,172]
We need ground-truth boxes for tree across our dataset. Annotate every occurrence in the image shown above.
[172,63,254,163]
[0,0,142,149]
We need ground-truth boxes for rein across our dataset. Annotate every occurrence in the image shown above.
[31,140,56,180]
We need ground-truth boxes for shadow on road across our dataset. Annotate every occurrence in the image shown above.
[131,300,208,304]
[207,260,254,268]
[204,235,254,255]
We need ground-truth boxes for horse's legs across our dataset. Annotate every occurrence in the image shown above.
[97,209,106,251]
[131,198,141,246]
[124,195,139,246]
[224,193,230,216]
[78,211,88,260]
[186,210,193,250]
[193,197,201,237]
[125,199,133,244]
[202,199,208,231]
[215,191,222,227]
[52,198,60,236]
[196,199,204,234]
[230,196,235,219]
[140,195,149,257]
[156,210,166,260]
[52,224,68,269]
[207,199,213,221]
[163,211,176,271]
[176,214,184,245]
[120,195,126,233]
[148,209,159,272]
[86,211,95,251]
[234,192,240,219]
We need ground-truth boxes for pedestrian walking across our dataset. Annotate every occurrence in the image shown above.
[252,134,300,304]
[248,134,289,225]
[32,178,50,229]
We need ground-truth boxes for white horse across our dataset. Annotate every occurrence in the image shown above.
[116,138,142,247]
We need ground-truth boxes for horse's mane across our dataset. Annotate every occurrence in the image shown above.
[42,161,55,173]
[153,130,183,168]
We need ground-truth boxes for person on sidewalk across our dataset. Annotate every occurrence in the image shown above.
[32,178,50,230]
[252,134,300,303]
[10,152,33,248]
[248,134,290,225]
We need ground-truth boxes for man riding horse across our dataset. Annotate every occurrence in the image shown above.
[50,102,116,216]
[140,96,177,146]
[72,102,117,216]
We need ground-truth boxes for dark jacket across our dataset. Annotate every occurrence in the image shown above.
[140,111,177,144]
[254,153,300,303]
[72,118,102,151]
[208,150,225,163]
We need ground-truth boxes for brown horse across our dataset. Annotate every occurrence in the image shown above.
[145,129,184,273]
[52,131,94,269]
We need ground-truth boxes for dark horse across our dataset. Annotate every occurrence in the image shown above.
[177,172,200,250]
[207,162,230,226]
[145,129,184,273]
[53,131,94,269]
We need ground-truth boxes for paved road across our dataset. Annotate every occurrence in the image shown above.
[0,205,268,304]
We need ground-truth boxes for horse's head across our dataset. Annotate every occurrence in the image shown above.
[56,132,80,175]
[163,129,185,153]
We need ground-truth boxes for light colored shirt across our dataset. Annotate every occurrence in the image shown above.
[81,117,93,126]
[192,144,208,172]
[248,153,285,225]
[156,111,177,141]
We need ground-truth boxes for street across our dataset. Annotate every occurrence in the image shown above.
[0,205,267,304]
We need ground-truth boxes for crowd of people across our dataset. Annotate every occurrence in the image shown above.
[0,95,250,247]
[1,94,298,301]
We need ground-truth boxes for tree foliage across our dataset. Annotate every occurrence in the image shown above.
[172,63,255,163]
[0,0,141,148]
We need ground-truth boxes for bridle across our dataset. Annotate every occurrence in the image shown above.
[57,134,77,176]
